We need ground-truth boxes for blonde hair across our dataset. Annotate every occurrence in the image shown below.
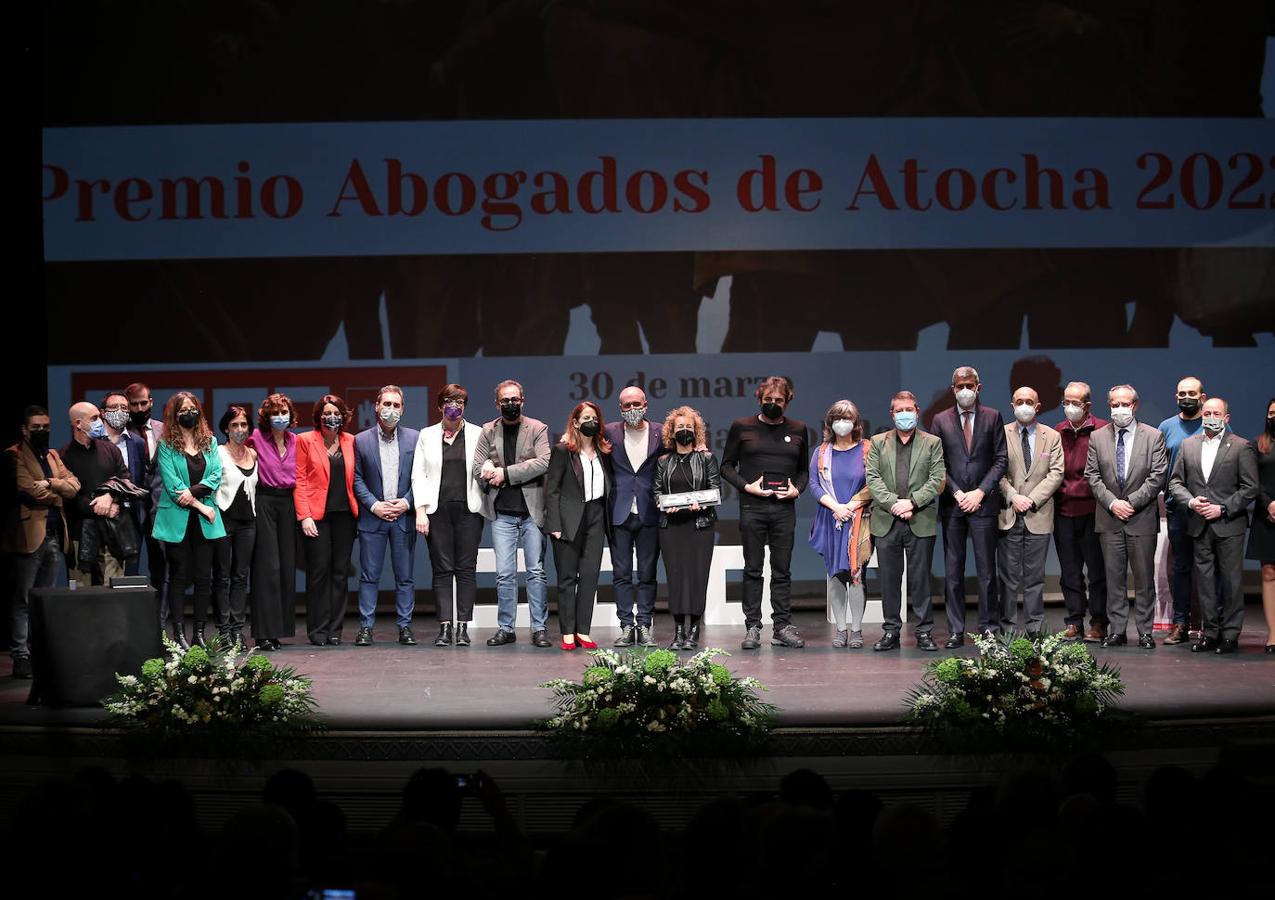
[661,406,707,449]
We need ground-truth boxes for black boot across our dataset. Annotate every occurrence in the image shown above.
[685,622,701,651]
[170,622,190,651]
[668,624,686,651]
[192,622,208,648]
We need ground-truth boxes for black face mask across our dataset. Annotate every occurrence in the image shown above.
[177,411,200,429]
[323,415,343,432]
[761,402,783,420]
[1177,397,1200,415]
[500,402,522,422]
[28,432,49,453]
[129,409,150,430]
[674,429,695,447]
[1267,416,1275,435]
[578,420,600,437]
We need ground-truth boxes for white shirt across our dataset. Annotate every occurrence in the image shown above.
[378,426,399,501]
[1201,429,1223,482]
[581,451,605,503]
[623,423,649,514]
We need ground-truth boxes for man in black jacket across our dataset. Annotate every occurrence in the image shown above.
[61,401,128,585]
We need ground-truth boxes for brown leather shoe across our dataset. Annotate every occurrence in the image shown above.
[1063,624,1083,641]
[1083,625,1106,643]
[1163,624,1189,645]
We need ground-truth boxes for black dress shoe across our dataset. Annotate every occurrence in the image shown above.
[916,632,938,652]
[1101,633,1127,647]
[873,631,900,651]
[455,623,471,646]
[309,637,327,646]
[1190,637,1217,653]
[268,639,283,650]
[531,630,551,648]
[256,639,276,652]
[191,623,208,648]
[354,627,373,646]
[1215,638,1240,655]
[327,635,342,646]
[1137,634,1155,649]
[486,630,516,646]
[398,626,417,646]
[434,624,452,647]
[944,633,965,649]
[12,656,33,679]
[1265,644,1275,655]
[171,625,190,651]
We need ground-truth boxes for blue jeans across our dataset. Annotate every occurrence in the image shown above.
[610,512,659,626]
[491,513,547,633]
[357,525,417,629]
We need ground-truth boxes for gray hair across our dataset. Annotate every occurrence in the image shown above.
[1107,384,1139,404]
[1065,381,1092,403]
[821,399,863,443]
[494,379,524,400]
[952,366,980,385]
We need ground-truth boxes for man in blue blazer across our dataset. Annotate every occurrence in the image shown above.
[353,386,420,646]
[100,390,150,576]
[930,367,1009,647]
[603,386,668,647]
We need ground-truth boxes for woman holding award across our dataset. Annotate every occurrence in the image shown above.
[653,406,720,651]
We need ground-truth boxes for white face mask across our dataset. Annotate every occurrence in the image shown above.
[1062,403,1086,423]
[1013,404,1037,424]
[1202,414,1225,433]
[954,388,977,409]
[378,407,402,426]
[1109,407,1134,428]
[831,419,854,437]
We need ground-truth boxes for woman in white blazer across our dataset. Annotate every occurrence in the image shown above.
[412,384,485,647]
[214,405,259,648]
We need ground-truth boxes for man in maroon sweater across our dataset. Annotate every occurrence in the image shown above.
[1053,381,1108,641]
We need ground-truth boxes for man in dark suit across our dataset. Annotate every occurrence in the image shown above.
[100,390,149,576]
[930,366,1008,647]
[603,386,666,647]
[352,386,420,646]
[1085,384,1169,649]
[1167,398,1258,654]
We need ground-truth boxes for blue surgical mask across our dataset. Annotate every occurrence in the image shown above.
[87,419,107,440]
[893,411,918,432]
[270,415,291,432]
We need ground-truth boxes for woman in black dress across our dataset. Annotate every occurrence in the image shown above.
[1246,398,1275,653]
[653,406,719,651]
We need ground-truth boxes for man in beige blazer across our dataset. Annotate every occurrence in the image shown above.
[997,388,1064,636]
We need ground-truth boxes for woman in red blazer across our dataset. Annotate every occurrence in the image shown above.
[295,394,359,645]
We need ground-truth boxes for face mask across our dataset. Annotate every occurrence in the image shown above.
[28,432,49,453]
[323,414,343,431]
[954,388,977,409]
[1202,414,1225,433]
[578,420,600,438]
[103,409,130,431]
[1109,407,1134,428]
[1177,397,1201,416]
[129,409,150,430]
[893,411,918,432]
[621,407,646,427]
[831,419,854,437]
[442,403,464,422]
[177,410,200,430]
[86,419,107,440]
[761,402,783,420]
[1062,403,1086,424]
[674,429,695,447]
[379,407,402,426]
[228,429,248,444]
[1267,416,1275,435]
[500,402,522,422]
[1013,404,1037,425]
[270,414,291,432]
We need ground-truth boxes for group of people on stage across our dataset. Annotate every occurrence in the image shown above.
[5,370,1274,677]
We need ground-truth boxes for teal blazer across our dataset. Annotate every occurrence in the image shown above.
[152,441,226,543]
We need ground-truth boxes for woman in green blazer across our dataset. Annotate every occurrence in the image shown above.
[154,391,226,648]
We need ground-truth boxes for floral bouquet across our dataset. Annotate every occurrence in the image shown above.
[102,635,324,755]
[540,648,777,759]
[906,631,1126,755]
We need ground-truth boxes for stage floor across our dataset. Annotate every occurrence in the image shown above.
[2,609,1273,731]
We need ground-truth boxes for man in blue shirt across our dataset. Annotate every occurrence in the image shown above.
[1157,376,1205,645]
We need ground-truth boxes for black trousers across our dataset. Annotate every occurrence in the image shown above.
[214,517,255,637]
[165,514,216,629]
[304,510,357,643]
[739,501,796,629]
[552,499,606,636]
[252,490,297,639]
[427,501,484,622]
[876,518,936,634]
[941,513,999,634]
[611,512,660,626]
[146,533,171,629]
[1053,511,1108,628]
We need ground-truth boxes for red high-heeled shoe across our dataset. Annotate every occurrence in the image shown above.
[576,635,598,649]
[560,638,577,651]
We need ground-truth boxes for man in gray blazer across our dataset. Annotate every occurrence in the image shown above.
[472,380,553,647]
[1084,384,1168,648]
[1167,398,1259,654]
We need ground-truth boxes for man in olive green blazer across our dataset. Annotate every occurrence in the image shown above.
[864,391,946,651]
